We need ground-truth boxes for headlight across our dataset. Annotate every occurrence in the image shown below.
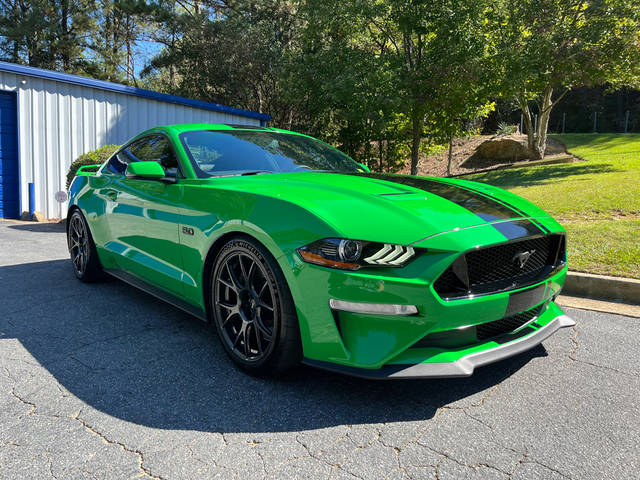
[297,238,417,270]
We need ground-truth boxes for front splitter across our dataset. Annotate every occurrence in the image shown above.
[303,314,575,379]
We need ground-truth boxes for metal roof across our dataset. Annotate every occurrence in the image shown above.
[0,61,271,122]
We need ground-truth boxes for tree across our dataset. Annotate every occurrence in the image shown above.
[0,0,94,73]
[88,0,151,84]
[489,0,640,159]
[291,1,398,168]
[299,0,493,174]
[0,0,50,66]
[142,0,191,90]
[142,0,302,124]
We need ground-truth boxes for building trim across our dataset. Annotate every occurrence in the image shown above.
[0,61,271,122]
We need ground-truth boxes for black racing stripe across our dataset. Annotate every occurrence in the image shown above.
[431,179,548,234]
[349,173,551,238]
[352,173,524,222]
[527,217,550,234]
[354,173,520,221]
[448,181,551,234]
[492,219,546,240]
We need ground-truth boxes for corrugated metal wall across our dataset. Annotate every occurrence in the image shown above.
[0,71,259,219]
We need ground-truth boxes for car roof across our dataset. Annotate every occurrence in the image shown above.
[146,123,303,136]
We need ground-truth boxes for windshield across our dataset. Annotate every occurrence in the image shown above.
[179,130,362,177]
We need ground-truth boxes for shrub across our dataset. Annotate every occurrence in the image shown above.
[66,145,119,189]
[496,122,517,136]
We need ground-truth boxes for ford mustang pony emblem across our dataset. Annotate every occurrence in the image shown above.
[513,250,536,268]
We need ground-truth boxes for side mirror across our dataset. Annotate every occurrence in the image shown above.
[357,163,371,173]
[125,161,166,179]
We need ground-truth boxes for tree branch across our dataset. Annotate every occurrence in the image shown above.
[545,87,570,113]
[369,17,400,56]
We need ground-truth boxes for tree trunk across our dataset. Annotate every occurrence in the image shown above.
[410,112,423,176]
[61,0,70,71]
[533,85,554,160]
[519,85,559,160]
[446,133,453,176]
[518,94,536,156]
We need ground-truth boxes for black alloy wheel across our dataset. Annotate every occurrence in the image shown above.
[211,238,301,374]
[68,212,89,277]
[67,210,103,282]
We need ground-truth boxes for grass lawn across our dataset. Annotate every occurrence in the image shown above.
[468,134,640,278]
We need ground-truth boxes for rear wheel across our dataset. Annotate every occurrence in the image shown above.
[210,237,301,375]
[67,210,104,282]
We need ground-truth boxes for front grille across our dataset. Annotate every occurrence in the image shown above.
[433,234,565,299]
[476,304,543,341]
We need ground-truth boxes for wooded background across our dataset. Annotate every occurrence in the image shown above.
[2,0,639,171]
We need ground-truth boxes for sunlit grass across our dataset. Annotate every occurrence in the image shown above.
[469,134,640,278]
[564,219,640,278]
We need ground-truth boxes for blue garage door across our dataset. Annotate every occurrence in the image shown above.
[0,91,19,218]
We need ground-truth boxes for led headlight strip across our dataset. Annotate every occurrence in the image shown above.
[364,245,415,266]
[298,238,418,270]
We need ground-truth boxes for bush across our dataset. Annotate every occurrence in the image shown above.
[496,122,517,136]
[66,145,119,189]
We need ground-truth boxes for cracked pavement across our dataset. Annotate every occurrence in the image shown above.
[1,220,638,480]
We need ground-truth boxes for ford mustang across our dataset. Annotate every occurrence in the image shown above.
[67,123,574,378]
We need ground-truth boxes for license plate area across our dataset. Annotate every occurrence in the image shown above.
[505,284,547,316]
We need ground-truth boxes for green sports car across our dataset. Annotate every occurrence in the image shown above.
[67,123,574,378]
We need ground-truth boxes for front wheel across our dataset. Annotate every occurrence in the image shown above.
[67,210,104,282]
[210,237,301,376]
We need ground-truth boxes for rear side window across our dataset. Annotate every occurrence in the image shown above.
[107,135,179,176]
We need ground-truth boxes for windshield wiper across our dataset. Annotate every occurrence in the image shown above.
[240,170,275,176]
[237,169,342,176]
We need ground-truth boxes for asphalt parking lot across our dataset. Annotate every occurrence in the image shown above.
[0,220,638,480]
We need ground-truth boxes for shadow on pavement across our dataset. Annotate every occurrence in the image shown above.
[6,221,66,233]
[0,258,546,433]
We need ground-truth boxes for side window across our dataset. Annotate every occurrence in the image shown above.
[106,135,179,177]
[106,137,149,175]
[106,154,124,174]
[130,135,179,177]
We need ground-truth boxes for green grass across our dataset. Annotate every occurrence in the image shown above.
[563,219,640,278]
[469,134,640,278]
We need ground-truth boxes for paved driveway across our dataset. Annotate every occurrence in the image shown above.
[0,220,638,480]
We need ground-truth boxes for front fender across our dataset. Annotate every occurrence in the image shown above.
[178,187,340,309]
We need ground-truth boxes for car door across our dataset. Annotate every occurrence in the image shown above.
[106,135,186,297]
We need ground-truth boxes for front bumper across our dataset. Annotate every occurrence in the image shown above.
[280,221,570,377]
[303,312,575,378]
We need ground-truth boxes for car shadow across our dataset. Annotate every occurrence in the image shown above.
[0,259,547,433]
[5,221,66,233]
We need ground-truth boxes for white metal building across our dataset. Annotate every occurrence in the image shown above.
[0,61,270,219]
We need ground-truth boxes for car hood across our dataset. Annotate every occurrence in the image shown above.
[198,172,554,245]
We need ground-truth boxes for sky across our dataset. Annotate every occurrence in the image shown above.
[134,40,164,77]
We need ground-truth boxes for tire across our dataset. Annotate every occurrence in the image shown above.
[210,237,301,376]
[67,210,104,282]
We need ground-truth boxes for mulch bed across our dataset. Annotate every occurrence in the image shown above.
[397,135,574,177]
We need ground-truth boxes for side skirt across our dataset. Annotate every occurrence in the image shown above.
[104,268,207,322]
